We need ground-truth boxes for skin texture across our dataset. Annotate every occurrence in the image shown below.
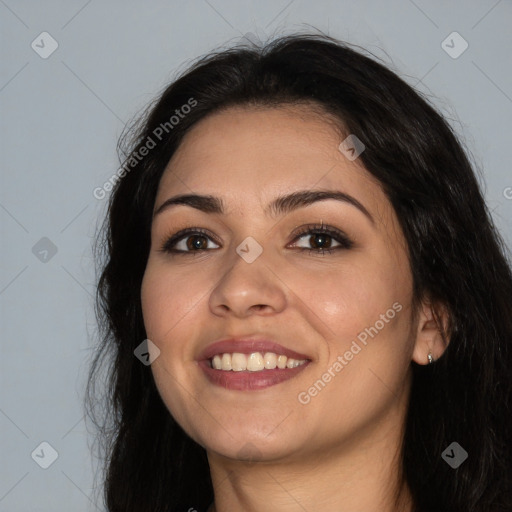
[140,105,449,512]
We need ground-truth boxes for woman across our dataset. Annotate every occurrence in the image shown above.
[87,33,512,512]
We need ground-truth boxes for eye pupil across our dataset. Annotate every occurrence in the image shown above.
[310,234,331,249]
[187,235,207,250]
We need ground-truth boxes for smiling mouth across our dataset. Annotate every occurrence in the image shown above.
[198,338,312,390]
[209,351,309,371]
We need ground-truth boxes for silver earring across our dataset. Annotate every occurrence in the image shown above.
[428,351,434,364]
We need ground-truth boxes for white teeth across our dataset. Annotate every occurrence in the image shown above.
[277,355,287,369]
[263,352,277,369]
[231,353,247,372]
[209,352,307,372]
[221,353,232,371]
[212,354,222,370]
[247,352,264,371]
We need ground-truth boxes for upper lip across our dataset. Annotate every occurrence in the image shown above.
[198,337,312,361]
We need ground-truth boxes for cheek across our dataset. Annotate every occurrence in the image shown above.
[299,257,409,342]
[140,263,208,436]
[297,263,413,427]
[140,262,202,347]
[140,268,168,339]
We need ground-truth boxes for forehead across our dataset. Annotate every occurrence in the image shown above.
[155,105,390,224]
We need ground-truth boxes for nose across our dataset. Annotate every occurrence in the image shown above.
[208,250,287,318]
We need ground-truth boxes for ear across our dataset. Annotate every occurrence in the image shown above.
[411,299,451,365]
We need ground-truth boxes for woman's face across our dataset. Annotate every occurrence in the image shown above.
[141,105,419,462]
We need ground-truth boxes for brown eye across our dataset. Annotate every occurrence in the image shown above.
[186,235,209,250]
[160,228,220,254]
[307,233,335,249]
[290,224,353,256]
[159,224,353,256]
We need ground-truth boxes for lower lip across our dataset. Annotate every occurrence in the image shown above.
[198,360,310,391]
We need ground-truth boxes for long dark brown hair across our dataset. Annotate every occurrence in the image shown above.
[86,33,512,512]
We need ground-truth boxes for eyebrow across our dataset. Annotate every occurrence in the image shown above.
[153,189,374,224]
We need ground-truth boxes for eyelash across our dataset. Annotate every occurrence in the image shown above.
[158,223,354,257]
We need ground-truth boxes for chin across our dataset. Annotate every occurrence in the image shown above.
[208,439,296,464]
[197,423,302,462]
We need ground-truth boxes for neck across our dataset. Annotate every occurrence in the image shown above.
[207,412,413,512]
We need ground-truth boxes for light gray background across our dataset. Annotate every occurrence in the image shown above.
[1,1,511,510]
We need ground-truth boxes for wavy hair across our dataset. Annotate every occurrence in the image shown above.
[86,32,512,512]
